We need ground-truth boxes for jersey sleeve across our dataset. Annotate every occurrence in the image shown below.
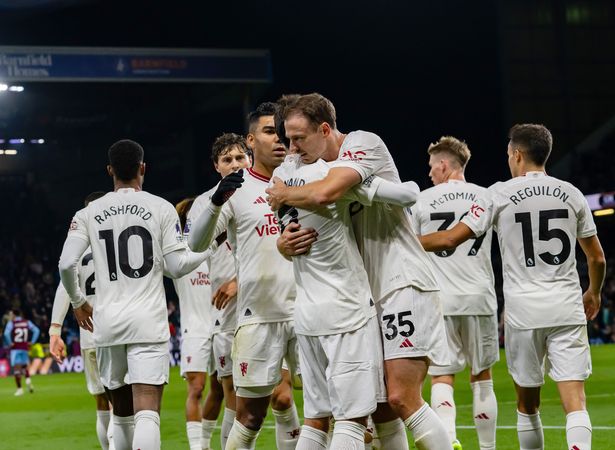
[67,208,90,243]
[576,193,597,238]
[3,322,12,346]
[51,283,71,325]
[160,201,186,256]
[28,321,40,344]
[461,187,496,237]
[409,200,422,234]
[346,175,380,205]
[329,132,387,181]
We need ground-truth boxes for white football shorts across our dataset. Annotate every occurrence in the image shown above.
[82,348,105,396]
[180,336,214,378]
[212,330,234,378]
[97,342,169,390]
[428,314,499,376]
[505,323,591,387]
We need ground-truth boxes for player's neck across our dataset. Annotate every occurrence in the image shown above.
[327,129,346,161]
[519,164,546,176]
[113,179,142,191]
[251,161,273,179]
[445,170,465,182]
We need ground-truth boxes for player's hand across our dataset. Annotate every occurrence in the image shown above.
[211,170,244,206]
[212,278,238,309]
[582,290,601,321]
[277,222,318,257]
[49,335,67,364]
[265,177,286,211]
[73,302,94,332]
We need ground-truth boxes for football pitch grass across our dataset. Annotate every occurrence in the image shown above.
[1,346,613,449]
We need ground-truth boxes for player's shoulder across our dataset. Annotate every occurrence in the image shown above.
[345,130,385,148]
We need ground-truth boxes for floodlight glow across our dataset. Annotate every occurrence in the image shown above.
[594,208,614,217]
[30,139,45,144]
[9,139,25,144]
[8,86,24,92]
[0,150,4,155]
[0,139,4,144]
[0,84,7,91]
[4,149,17,155]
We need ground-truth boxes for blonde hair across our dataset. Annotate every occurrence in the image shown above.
[427,136,471,168]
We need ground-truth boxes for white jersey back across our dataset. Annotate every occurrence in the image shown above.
[173,259,213,339]
[461,172,596,329]
[205,168,295,326]
[68,188,184,346]
[411,180,496,315]
[273,156,377,336]
[330,130,439,301]
[77,249,96,348]
[188,189,237,334]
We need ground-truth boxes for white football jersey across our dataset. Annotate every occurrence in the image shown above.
[330,130,439,301]
[273,156,377,336]
[411,180,496,315]
[68,188,184,346]
[461,172,597,329]
[173,259,213,339]
[188,188,237,334]
[52,248,97,349]
[202,168,295,327]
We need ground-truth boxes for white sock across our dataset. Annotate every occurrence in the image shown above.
[374,419,408,450]
[517,411,544,450]
[201,419,217,449]
[97,410,111,450]
[273,405,301,449]
[108,413,115,450]
[296,425,328,450]
[221,408,235,450]
[430,383,456,442]
[471,380,497,450]
[404,402,452,450]
[186,421,201,450]
[133,410,160,450]
[112,415,134,450]
[225,418,259,450]
[566,410,592,450]
[366,416,380,450]
[330,421,365,450]
[25,377,32,386]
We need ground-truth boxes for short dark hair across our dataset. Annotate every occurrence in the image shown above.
[175,197,195,231]
[508,124,553,166]
[84,191,106,207]
[108,139,144,182]
[11,307,23,317]
[211,132,249,163]
[275,94,300,148]
[280,92,336,130]
[247,102,278,133]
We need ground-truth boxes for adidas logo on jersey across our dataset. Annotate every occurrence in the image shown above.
[215,320,220,326]
[399,338,413,348]
[253,196,267,204]
[369,298,374,306]
[244,308,252,316]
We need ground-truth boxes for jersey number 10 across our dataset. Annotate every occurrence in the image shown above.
[98,226,154,281]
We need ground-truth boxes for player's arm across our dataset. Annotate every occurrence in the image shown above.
[28,321,40,344]
[419,222,475,252]
[50,283,71,332]
[578,234,606,320]
[352,176,420,207]
[164,237,223,279]
[58,236,94,331]
[276,222,318,259]
[3,322,12,346]
[266,167,361,210]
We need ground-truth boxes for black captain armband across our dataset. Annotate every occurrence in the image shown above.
[278,204,299,232]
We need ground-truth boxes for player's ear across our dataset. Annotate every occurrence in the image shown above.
[321,122,331,137]
[214,161,221,175]
[107,165,114,178]
[140,162,146,176]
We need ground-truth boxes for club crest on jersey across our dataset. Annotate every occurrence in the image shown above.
[219,356,226,368]
[240,361,248,376]
[341,150,366,161]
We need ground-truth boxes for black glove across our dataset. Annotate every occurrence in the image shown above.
[211,170,244,206]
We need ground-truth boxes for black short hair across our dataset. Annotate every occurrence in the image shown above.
[108,139,144,182]
[247,102,278,132]
[508,124,553,166]
[11,307,23,317]
[211,133,249,162]
[84,191,106,207]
